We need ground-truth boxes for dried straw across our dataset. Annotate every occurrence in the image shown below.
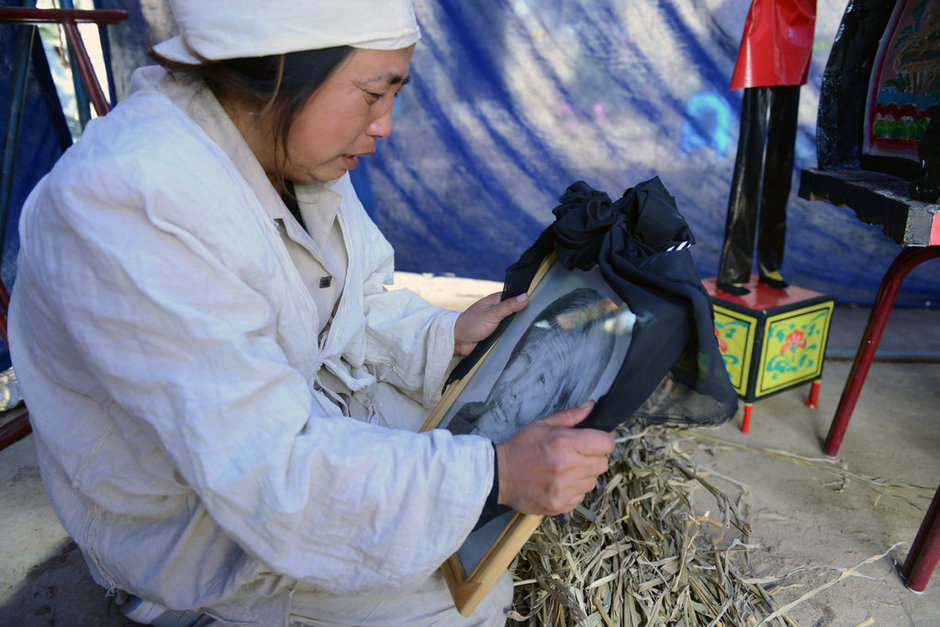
[508,425,932,626]
[681,431,935,507]
[508,425,792,626]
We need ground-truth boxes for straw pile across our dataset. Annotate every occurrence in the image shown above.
[508,425,786,626]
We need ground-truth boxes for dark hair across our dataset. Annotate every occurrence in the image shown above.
[149,45,354,191]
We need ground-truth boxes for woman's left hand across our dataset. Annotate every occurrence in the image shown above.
[453,292,528,356]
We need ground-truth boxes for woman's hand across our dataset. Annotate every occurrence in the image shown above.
[453,292,528,356]
[493,401,614,516]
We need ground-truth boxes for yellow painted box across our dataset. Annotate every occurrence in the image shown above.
[703,276,835,403]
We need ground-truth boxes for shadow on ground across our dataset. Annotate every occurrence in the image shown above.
[0,537,130,626]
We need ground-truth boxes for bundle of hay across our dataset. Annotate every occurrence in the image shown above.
[508,426,786,626]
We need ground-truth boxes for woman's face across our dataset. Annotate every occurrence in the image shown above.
[282,46,414,184]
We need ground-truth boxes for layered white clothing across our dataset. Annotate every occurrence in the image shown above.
[8,66,502,624]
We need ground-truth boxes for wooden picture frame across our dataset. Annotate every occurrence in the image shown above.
[420,253,637,616]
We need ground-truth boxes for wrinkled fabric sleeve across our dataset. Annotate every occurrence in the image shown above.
[362,282,459,408]
[17,145,493,594]
[333,174,459,409]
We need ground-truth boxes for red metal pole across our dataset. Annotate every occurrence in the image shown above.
[0,8,126,25]
[824,246,940,456]
[61,18,111,117]
[0,277,9,312]
[0,8,126,118]
[900,483,940,592]
[0,412,30,451]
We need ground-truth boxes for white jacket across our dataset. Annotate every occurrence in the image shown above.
[8,66,494,624]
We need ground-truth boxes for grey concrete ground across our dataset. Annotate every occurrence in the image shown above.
[680,304,940,626]
[1,278,938,625]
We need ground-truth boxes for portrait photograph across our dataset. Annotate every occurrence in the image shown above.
[424,257,637,613]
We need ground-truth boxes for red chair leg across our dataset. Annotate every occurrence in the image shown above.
[741,403,753,433]
[900,484,940,593]
[825,246,940,456]
[806,379,821,409]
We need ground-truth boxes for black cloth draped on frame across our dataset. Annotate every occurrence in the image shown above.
[449,177,738,432]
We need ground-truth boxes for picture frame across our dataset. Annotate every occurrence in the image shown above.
[420,252,638,616]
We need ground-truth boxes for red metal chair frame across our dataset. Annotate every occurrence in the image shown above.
[900,483,940,593]
[820,245,940,592]
[824,246,940,456]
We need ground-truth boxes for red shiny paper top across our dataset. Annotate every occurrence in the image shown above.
[729,0,817,90]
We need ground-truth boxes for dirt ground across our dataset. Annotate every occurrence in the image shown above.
[1,272,938,626]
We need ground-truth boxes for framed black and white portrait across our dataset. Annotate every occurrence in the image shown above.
[420,253,637,615]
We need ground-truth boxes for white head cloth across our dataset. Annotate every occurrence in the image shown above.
[153,0,420,63]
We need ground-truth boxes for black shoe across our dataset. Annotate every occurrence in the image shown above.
[759,274,789,290]
[716,281,750,296]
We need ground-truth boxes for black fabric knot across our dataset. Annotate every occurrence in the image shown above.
[616,177,695,255]
[551,181,615,270]
[551,177,696,270]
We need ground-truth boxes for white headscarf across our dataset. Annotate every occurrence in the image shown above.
[153,0,420,63]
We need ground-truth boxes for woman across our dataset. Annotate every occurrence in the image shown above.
[8,1,614,624]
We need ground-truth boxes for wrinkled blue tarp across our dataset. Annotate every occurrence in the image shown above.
[361,0,936,306]
[11,0,940,305]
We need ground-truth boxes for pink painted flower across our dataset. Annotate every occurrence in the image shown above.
[780,329,806,355]
[715,327,728,353]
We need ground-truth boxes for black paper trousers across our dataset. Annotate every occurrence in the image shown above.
[717,85,800,287]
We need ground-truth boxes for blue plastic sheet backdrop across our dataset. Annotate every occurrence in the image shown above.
[27,1,940,305]
[370,0,936,306]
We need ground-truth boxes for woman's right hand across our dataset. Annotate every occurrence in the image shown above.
[493,401,614,516]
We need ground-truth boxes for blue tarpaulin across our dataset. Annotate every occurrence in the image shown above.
[9,0,940,306]
[356,0,937,306]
